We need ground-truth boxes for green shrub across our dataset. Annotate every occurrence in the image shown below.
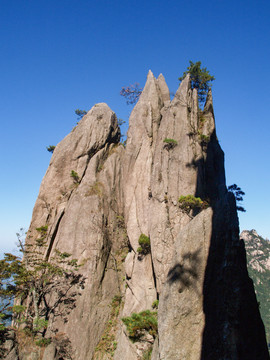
[143,347,153,360]
[70,170,80,184]
[35,238,45,247]
[54,249,71,260]
[137,246,143,254]
[152,300,159,309]
[94,295,122,356]
[111,295,122,312]
[35,225,48,245]
[199,112,206,126]
[116,215,125,228]
[0,312,8,332]
[163,138,178,145]
[137,234,151,255]
[33,318,48,332]
[35,338,51,347]
[46,145,55,153]
[75,109,87,120]
[85,181,104,197]
[163,138,178,149]
[36,225,48,233]
[12,305,26,314]
[198,133,210,144]
[122,310,157,341]
[178,195,208,213]
[0,323,5,332]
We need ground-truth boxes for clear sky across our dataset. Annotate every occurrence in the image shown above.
[1,0,270,255]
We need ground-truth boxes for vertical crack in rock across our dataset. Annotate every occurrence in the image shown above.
[150,250,158,300]
[45,210,65,261]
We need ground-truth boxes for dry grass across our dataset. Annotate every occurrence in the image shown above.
[85,181,104,197]
[93,296,122,359]
[16,330,45,360]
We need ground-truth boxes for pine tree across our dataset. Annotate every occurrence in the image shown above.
[179,61,215,104]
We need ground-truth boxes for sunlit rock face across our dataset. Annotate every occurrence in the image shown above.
[241,229,270,349]
[16,72,269,360]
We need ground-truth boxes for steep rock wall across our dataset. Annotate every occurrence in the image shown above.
[16,73,269,360]
[23,104,128,359]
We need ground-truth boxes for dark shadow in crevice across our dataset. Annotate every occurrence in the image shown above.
[194,120,269,358]
[45,210,65,261]
[164,92,269,358]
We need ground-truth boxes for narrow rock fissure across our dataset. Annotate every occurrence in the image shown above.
[150,251,158,299]
[98,247,111,287]
[45,210,65,261]
[126,280,140,303]
[111,253,122,294]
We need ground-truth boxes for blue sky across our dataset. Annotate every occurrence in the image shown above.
[1,0,270,255]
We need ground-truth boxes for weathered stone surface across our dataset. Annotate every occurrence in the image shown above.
[124,251,135,279]
[20,70,269,360]
[24,104,125,360]
[1,331,17,359]
[21,351,40,360]
[27,103,120,252]
[151,338,160,360]
[158,208,212,360]
[3,348,19,360]
[113,328,137,360]
[2,339,14,353]
[42,343,56,360]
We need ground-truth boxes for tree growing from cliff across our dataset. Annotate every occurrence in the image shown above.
[122,309,158,342]
[228,184,246,212]
[75,109,87,120]
[46,145,55,153]
[0,253,21,333]
[120,83,142,105]
[0,229,85,342]
[179,61,215,104]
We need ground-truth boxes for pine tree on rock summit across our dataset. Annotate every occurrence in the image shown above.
[179,61,215,104]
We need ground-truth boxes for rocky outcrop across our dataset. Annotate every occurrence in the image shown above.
[241,229,270,349]
[19,71,269,359]
[23,103,127,360]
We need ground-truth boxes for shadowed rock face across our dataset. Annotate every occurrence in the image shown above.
[20,73,269,360]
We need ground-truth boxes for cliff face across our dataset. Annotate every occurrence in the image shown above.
[14,73,268,359]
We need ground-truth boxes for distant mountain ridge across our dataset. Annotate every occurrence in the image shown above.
[241,229,270,345]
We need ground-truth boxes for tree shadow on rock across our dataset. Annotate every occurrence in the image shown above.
[167,249,201,295]
[48,273,86,325]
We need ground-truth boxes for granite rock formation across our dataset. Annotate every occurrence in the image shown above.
[4,72,269,359]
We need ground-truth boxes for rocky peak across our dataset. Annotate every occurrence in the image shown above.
[30,103,120,246]
[251,228,259,237]
[241,229,270,272]
[6,71,269,360]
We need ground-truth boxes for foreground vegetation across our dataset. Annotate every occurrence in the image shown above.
[0,228,84,351]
